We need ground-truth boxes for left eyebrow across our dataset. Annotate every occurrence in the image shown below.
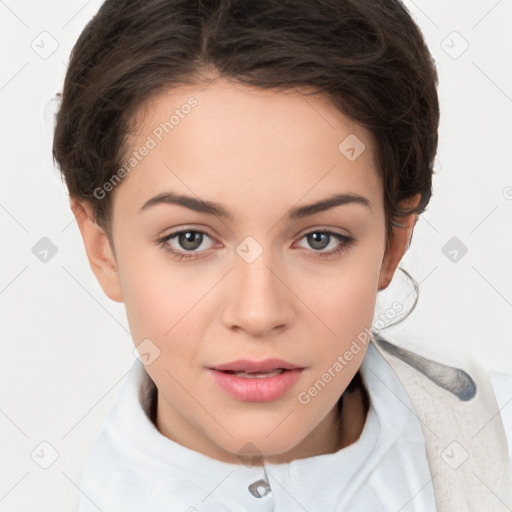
[139,191,371,220]
[288,193,371,219]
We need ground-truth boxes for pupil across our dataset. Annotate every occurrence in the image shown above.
[308,232,329,250]
[180,231,202,250]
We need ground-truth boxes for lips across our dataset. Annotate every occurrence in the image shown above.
[207,358,305,401]
[208,358,303,373]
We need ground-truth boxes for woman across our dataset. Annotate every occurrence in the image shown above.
[52,0,512,510]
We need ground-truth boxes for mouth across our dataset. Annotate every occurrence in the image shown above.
[208,358,303,373]
[220,368,288,378]
[207,359,305,402]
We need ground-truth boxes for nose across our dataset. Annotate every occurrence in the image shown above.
[221,247,293,337]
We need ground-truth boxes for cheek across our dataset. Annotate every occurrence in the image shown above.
[303,246,383,341]
[306,282,376,363]
[116,242,214,350]
[114,239,175,340]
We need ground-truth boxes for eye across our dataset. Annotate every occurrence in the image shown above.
[157,228,355,262]
[157,228,217,261]
[295,230,355,259]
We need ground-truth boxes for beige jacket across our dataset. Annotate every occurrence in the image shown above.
[372,333,512,511]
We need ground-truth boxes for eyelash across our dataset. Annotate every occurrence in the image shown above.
[156,228,355,262]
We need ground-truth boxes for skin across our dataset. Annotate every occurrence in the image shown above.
[72,77,420,465]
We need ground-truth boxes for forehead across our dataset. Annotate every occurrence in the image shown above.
[114,77,382,215]
[130,78,373,150]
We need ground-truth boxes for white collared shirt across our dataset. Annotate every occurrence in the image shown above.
[78,342,512,512]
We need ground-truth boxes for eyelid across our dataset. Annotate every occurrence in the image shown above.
[158,224,217,240]
[294,225,352,241]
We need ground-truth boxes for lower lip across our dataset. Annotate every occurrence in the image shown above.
[207,368,304,402]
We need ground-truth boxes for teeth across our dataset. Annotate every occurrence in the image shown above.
[229,368,286,378]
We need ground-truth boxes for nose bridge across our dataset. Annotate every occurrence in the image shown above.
[223,240,291,335]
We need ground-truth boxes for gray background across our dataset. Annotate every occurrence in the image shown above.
[0,0,511,510]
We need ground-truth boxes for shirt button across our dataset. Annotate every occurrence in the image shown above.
[248,479,272,498]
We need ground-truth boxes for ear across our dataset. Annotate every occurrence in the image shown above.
[378,194,421,291]
[70,198,124,303]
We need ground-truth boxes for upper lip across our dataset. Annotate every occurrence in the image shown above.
[209,358,303,372]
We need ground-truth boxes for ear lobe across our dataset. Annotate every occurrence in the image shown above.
[378,194,421,291]
[70,198,124,303]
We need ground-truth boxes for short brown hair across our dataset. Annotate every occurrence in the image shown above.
[53,0,439,263]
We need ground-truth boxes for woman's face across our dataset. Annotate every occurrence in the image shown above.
[92,77,400,464]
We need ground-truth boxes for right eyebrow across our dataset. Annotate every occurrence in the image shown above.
[139,192,234,219]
